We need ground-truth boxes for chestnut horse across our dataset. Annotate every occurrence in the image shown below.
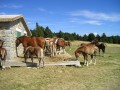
[24,46,44,68]
[16,36,46,57]
[65,41,71,50]
[0,48,7,69]
[0,40,7,69]
[56,38,66,54]
[75,42,98,66]
[80,41,106,57]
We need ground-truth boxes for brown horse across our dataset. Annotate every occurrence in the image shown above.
[0,48,7,69]
[65,41,71,50]
[96,42,106,57]
[15,36,46,57]
[81,41,106,57]
[75,42,98,66]
[56,38,66,54]
[24,46,44,68]
[0,39,4,48]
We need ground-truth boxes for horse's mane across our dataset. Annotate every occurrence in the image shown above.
[17,36,30,38]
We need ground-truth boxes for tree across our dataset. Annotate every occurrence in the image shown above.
[57,30,64,38]
[96,34,101,41]
[101,33,107,42]
[82,34,88,41]
[87,33,95,41]
[30,29,37,36]
[44,26,53,38]
[36,22,44,37]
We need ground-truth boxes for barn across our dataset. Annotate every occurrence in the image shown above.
[0,15,32,61]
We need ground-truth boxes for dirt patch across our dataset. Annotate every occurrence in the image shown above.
[10,52,73,63]
[44,53,73,62]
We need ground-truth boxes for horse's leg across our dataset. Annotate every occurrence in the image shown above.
[38,58,41,68]
[99,48,100,56]
[94,53,97,65]
[83,54,87,65]
[63,46,66,54]
[2,60,5,69]
[75,52,81,66]
[31,55,33,65]
[89,55,93,64]
[102,48,105,57]
[42,57,44,67]
[16,46,19,57]
[24,54,28,63]
[86,55,89,66]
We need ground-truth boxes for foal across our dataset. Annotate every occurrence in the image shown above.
[24,46,44,68]
[75,42,98,66]
[0,48,7,69]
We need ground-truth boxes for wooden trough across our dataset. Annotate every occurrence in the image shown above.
[5,60,81,68]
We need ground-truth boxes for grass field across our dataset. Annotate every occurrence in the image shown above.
[0,41,120,90]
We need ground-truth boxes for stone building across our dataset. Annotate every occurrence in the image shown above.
[0,15,32,61]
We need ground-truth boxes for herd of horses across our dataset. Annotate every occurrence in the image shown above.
[0,36,106,69]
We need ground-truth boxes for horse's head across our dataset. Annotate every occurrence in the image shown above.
[91,40,99,45]
[15,38,21,47]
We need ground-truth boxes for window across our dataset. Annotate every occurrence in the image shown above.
[16,28,22,37]
[17,31,21,37]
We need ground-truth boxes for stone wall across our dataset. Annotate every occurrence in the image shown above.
[0,19,28,61]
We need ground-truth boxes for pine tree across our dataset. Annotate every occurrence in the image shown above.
[101,33,107,42]
[58,30,64,38]
[36,22,44,37]
[87,33,95,41]
[82,34,88,41]
[96,34,101,41]
[44,26,53,38]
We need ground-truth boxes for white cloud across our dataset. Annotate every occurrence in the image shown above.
[69,10,120,22]
[82,20,102,25]
[69,18,102,25]
[0,12,6,15]
[27,21,32,24]
[0,4,23,9]
[38,8,53,14]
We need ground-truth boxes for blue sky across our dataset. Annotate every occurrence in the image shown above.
[0,0,120,36]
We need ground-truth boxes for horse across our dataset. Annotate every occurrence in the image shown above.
[56,38,66,54]
[45,38,57,57]
[96,42,106,57]
[0,39,4,48]
[65,41,71,50]
[0,48,7,70]
[15,36,46,57]
[75,42,98,66]
[24,46,44,68]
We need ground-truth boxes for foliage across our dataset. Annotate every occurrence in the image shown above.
[44,26,53,38]
[30,22,120,44]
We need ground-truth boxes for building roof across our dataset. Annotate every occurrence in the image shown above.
[0,15,32,36]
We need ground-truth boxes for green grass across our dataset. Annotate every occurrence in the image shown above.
[0,41,120,90]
